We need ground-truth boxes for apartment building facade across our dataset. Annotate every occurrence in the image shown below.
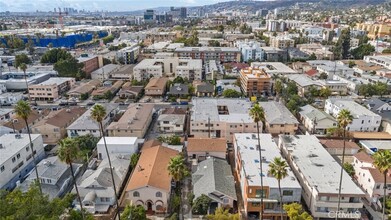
[190,98,258,142]
[234,133,301,219]
[0,134,45,190]
[29,77,75,101]
[279,135,364,219]
[325,98,382,132]
[175,47,241,63]
[240,67,272,97]
[133,58,202,81]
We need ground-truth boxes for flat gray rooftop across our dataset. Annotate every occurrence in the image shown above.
[0,134,41,164]
[280,135,364,195]
[191,98,253,123]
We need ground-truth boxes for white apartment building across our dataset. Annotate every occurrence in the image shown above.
[279,135,364,219]
[96,137,142,160]
[325,98,382,132]
[116,45,140,64]
[157,114,186,134]
[234,133,301,219]
[190,98,258,142]
[0,134,45,190]
[235,40,265,62]
[91,64,121,81]
[133,58,202,81]
[353,152,391,204]
[364,55,391,70]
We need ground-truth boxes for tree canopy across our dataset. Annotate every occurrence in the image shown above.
[222,89,242,98]
[283,203,313,220]
[120,204,147,220]
[15,53,31,68]
[0,184,89,219]
[192,194,212,215]
[206,207,240,220]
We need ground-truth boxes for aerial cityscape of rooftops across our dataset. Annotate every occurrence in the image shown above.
[2,0,391,219]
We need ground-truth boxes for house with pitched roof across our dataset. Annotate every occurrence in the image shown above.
[187,138,227,163]
[192,157,237,211]
[299,104,337,135]
[32,107,86,145]
[124,145,179,214]
[74,155,130,214]
[259,101,299,135]
[353,151,391,205]
[145,77,168,97]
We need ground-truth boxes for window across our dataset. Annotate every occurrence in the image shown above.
[133,191,140,197]
[26,147,30,152]
[283,190,293,196]
[251,202,261,207]
[0,165,4,172]
[156,192,162,197]
[376,184,381,189]
[16,153,20,159]
[12,157,16,163]
[255,189,266,198]
[223,198,229,204]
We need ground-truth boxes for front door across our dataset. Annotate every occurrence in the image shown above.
[147,201,153,211]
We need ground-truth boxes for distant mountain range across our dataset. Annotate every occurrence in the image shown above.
[127,0,386,15]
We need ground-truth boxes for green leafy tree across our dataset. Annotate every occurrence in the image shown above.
[319,87,332,98]
[208,40,221,47]
[343,162,355,177]
[41,48,73,64]
[120,204,147,220]
[14,100,42,194]
[308,53,317,60]
[57,138,85,219]
[283,203,313,220]
[268,157,289,220]
[334,28,351,59]
[351,43,375,59]
[0,185,80,219]
[222,89,242,98]
[375,82,389,97]
[373,150,391,220]
[336,109,353,215]
[130,153,140,169]
[192,194,212,215]
[54,58,85,79]
[249,102,265,219]
[91,104,121,220]
[206,207,240,220]
[102,35,115,44]
[15,53,31,68]
[274,79,283,97]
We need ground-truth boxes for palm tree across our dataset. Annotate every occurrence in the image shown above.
[19,63,31,101]
[268,157,289,220]
[336,109,353,219]
[14,100,42,194]
[57,138,85,219]
[373,150,391,220]
[90,104,120,220]
[249,102,266,219]
[167,155,189,189]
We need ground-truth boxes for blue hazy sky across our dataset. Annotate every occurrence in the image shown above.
[0,0,230,12]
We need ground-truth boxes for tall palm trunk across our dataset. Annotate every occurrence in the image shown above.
[23,70,31,101]
[256,122,264,220]
[25,119,42,194]
[383,171,387,220]
[336,129,347,220]
[99,122,121,220]
[69,162,85,219]
[278,179,283,220]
